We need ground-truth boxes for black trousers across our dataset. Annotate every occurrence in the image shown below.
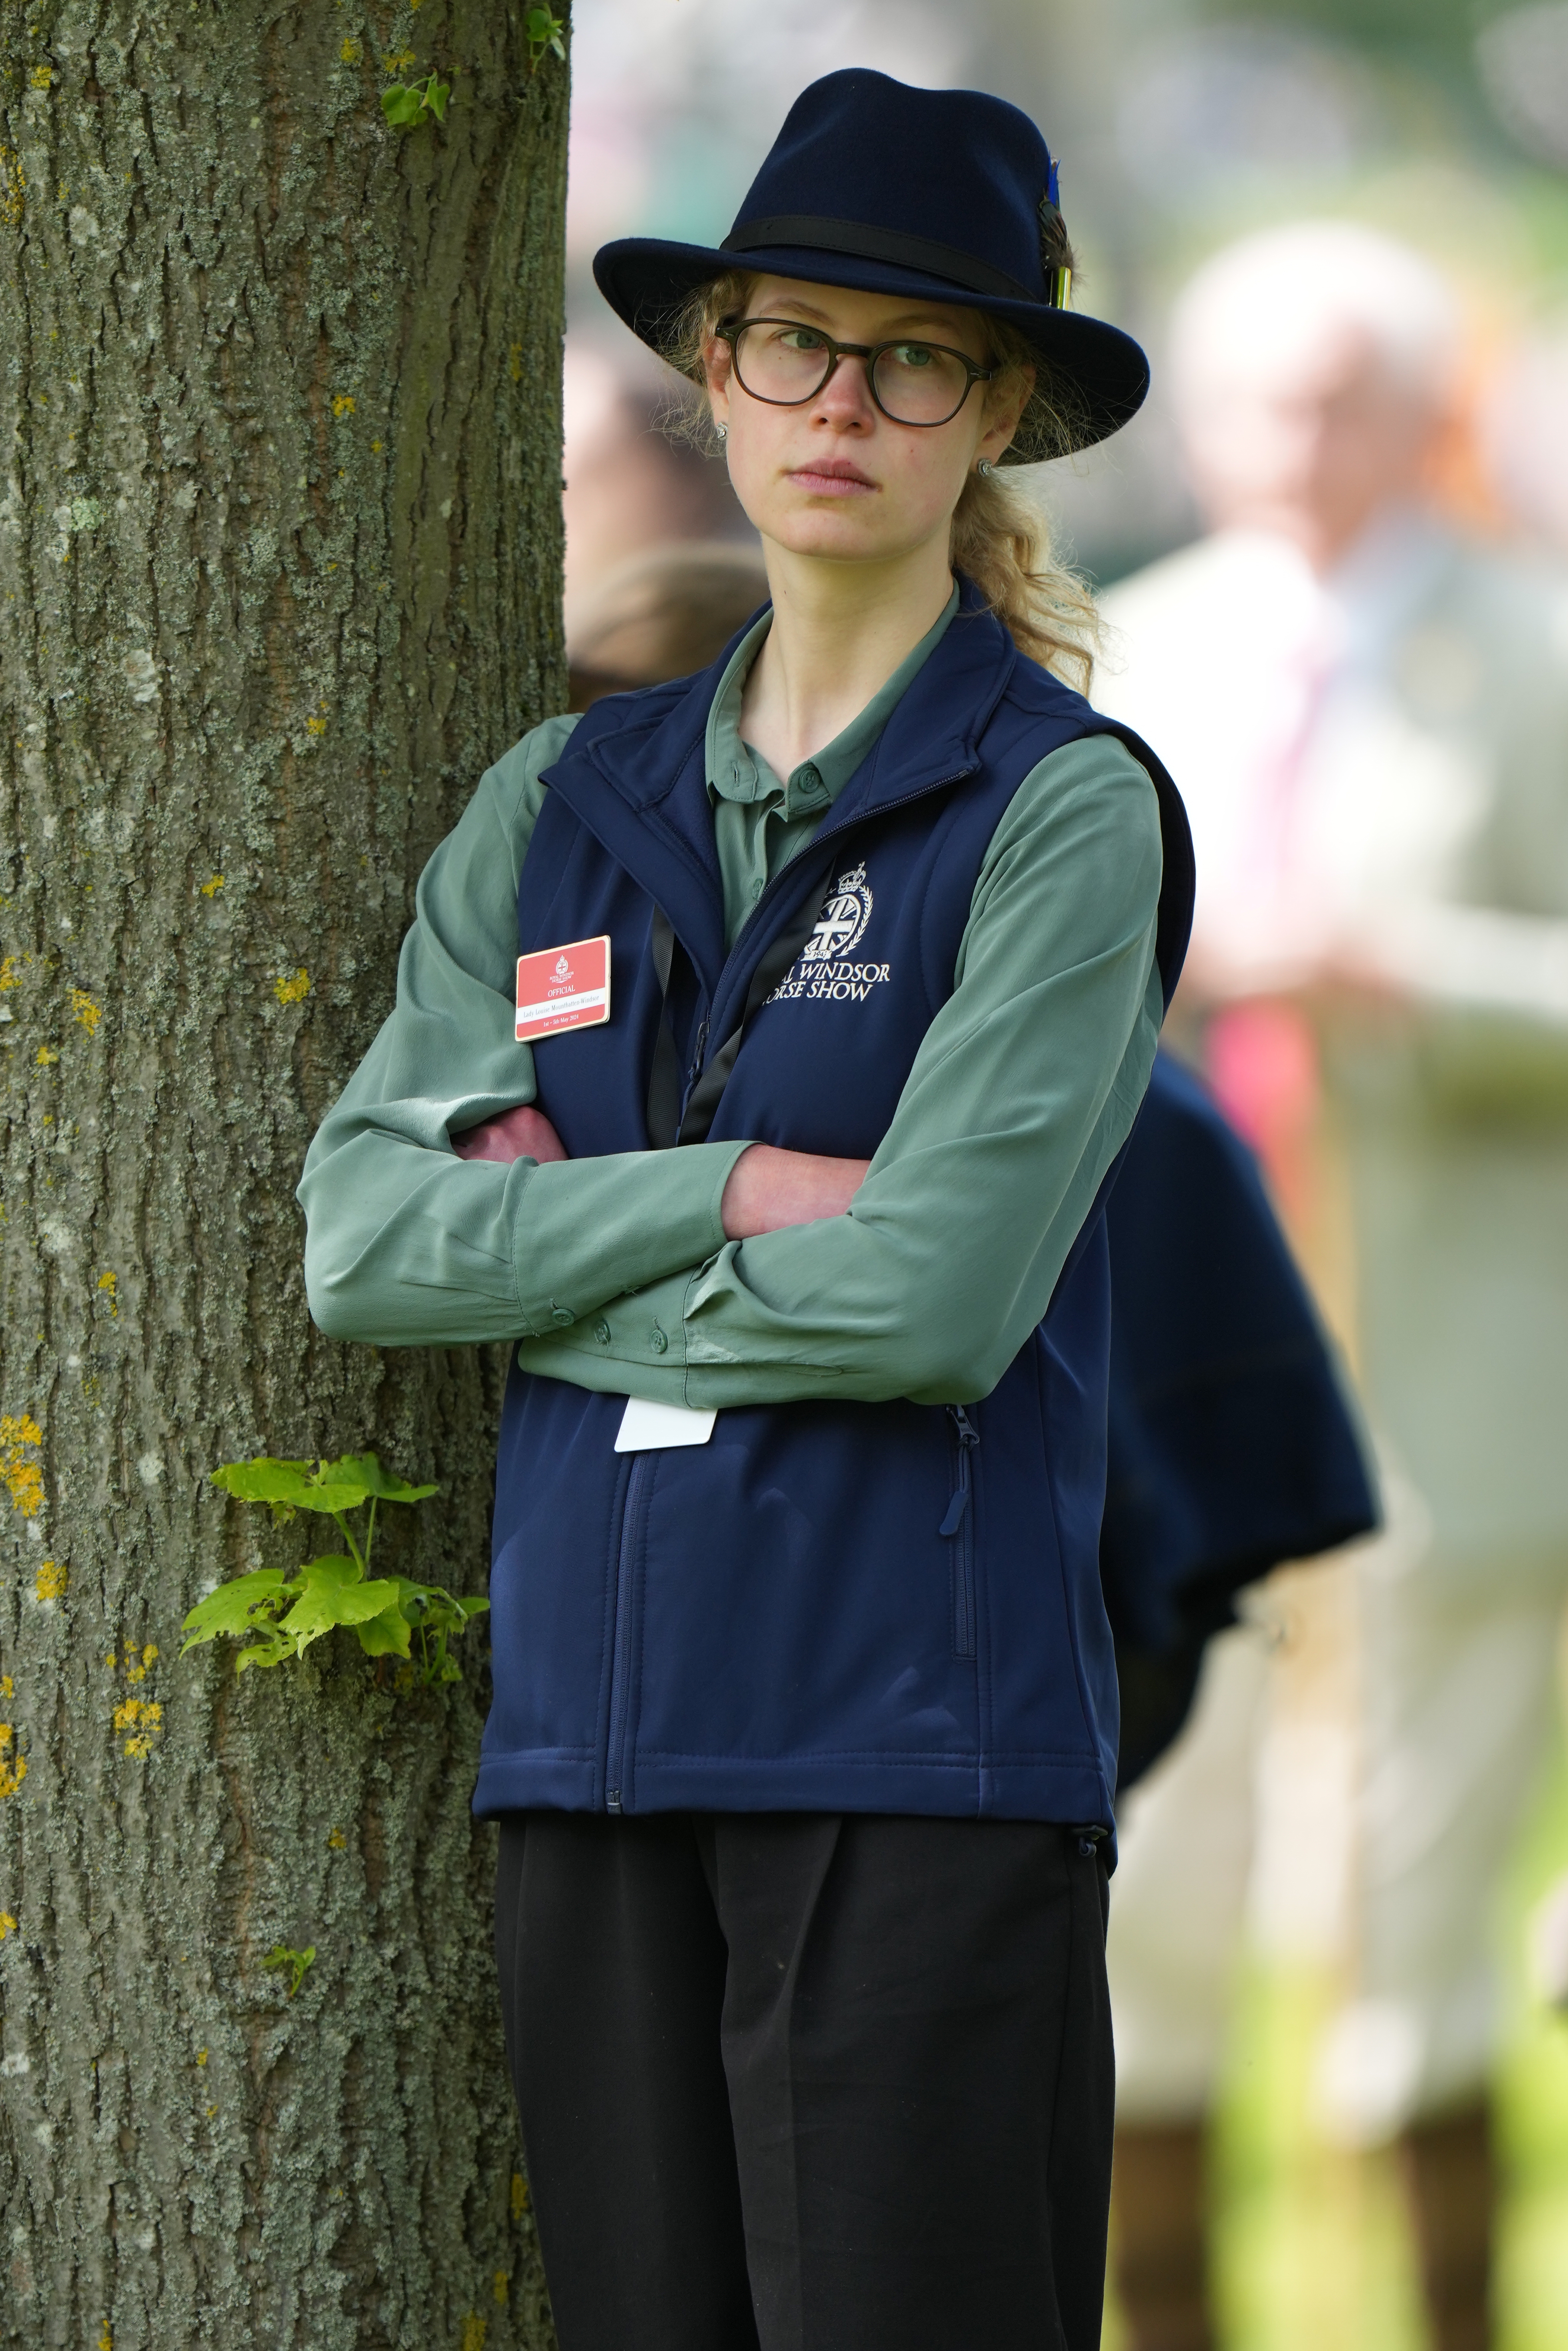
[494,1810,1113,2351]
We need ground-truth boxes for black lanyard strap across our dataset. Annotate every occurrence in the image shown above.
[644,909,684,1150]
[644,874,830,1150]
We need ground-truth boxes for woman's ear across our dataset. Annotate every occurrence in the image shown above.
[704,335,734,435]
[979,363,1034,464]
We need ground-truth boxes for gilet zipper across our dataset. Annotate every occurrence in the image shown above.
[940,1405,980,1659]
[604,1453,651,1813]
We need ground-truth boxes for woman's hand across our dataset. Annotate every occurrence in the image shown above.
[721,1144,870,1239]
[448,1115,865,1241]
[451,1104,568,1164]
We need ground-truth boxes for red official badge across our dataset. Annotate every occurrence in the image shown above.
[515,935,612,1044]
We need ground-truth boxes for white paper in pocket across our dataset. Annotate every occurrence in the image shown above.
[614,1397,718,1452]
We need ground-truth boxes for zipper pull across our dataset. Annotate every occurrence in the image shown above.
[939,1405,980,1536]
[687,1014,710,1085]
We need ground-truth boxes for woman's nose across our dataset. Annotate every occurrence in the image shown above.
[812,352,877,428]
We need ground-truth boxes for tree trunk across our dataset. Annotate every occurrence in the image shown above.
[0,4,567,2343]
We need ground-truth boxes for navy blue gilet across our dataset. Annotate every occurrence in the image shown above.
[473,587,1194,1828]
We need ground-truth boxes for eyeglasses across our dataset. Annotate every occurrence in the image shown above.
[718,317,996,428]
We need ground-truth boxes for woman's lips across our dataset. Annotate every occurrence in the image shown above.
[786,463,877,495]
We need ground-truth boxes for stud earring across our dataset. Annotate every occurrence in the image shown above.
[715,422,728,443]
[977,459,997,478]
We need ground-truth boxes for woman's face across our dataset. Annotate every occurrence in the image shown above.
[704,277,1030,568]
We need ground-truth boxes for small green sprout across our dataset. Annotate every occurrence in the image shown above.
[381,73,449,128]
[263,1944,316,1998]
[525,10,566,72]
[182,1452,487,1686]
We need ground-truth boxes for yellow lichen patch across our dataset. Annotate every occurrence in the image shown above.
[493,2270,509,2306]
[370,438,384,454]
[196,2048,208,2066]
[0,1912,16,1940]
[29,63,52,89]
[305,714,328,736]
[461,2317,487,2351]
[0,955,23,991]
[1,1676,10,1699]
[34,1559,67,1601]
[1,1416,44,1517]
[274,968,310,1005]
[510,342,523,385]
[510,2171,529,2218]
[69,989,101,1035]
[98,2324,111,2351]
[0,144,24,230]
[201,874,225,896]
[113,1696,162,1759]
[124,1643,157,1683]
[0,1725,26,1800]
[327,1826,346,1850]
[339,35,362,61]
[331,394,356,419]
[383,46,415,72]
[35,1044,58,1067]
[97,1270,117,1317]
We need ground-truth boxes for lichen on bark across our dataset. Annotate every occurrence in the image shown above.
[0,2,567,2342]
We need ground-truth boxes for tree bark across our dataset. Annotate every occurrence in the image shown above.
[0,4,567,2343]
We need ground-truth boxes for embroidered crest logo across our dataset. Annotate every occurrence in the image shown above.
[803,863,873,961]
[766,862,892,1007]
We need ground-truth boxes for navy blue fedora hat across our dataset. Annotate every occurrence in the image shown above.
[594,68,1149,457]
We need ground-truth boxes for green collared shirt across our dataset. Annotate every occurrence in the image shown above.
[707,585,958,945]
[299,594,1164,1408]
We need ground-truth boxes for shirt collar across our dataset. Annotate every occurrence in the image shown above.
[705,579,962,819]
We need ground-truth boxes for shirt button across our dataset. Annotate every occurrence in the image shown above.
[594,1318,612,1346]
[550,1304,575,1328]
[649,1324,669,1355]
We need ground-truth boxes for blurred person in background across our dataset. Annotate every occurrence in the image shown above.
[562,344,754,634]
[567,540,768,708]
[1095,220,1568,2351]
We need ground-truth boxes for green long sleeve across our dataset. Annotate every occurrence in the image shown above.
[514,732,1163,1407]
[298,716,749,1346]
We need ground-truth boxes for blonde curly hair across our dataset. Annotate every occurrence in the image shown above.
[657,268,1101,694]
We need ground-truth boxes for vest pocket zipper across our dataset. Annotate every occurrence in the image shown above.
[940,1405,980,1659]
[605,1453,650,1814]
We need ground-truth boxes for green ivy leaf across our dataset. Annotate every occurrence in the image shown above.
[423,75,450,121]
[380,83,426,126]
[524,8,566,69]
[263,1943,316,1998]
[211,1456,370,1516]
[180,1568,295,1654]
[236,1630,297,1673]
[276,1556,401,1650]
[352,1598,413,1659]
[331,1451,439,1506]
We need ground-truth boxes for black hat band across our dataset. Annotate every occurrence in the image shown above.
[720,215,1046,306]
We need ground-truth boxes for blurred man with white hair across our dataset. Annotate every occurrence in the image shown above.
[1096,220,1568,2351]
